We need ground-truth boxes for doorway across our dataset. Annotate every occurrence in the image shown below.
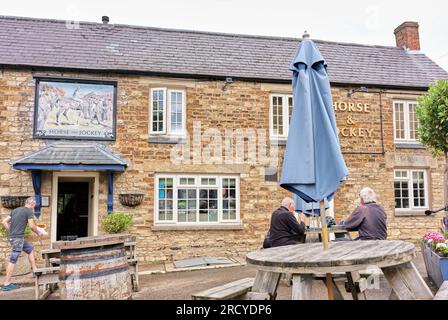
[51,172,99,243]
[57,182,89,240]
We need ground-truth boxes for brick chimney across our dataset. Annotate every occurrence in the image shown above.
[394,21,420,51]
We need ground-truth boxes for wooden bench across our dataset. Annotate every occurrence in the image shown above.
[33,267,60,300]
[434,281,448,300]
[192,278,255,300]
[128,258,140,292]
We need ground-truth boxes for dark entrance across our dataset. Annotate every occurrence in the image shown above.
[57,182,89,240]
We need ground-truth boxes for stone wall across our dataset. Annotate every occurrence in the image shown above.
[0,67,445,267]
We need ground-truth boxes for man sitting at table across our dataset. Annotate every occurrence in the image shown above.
[267,197,306,247]
[343,187,387,240]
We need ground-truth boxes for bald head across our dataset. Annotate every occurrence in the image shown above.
[281,197,295,213]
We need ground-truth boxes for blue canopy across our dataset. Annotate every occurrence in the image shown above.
[293,194,329,217]
[280,39,348,203]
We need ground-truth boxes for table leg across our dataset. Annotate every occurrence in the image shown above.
[319,276,344,300]
[346,271,366,300]
[382,261,433,300]
[292,274,313,300]
[248,270,281,300]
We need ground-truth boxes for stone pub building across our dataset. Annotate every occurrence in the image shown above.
[0,16,447,265]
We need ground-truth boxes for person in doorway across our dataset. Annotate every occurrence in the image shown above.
[267,197,306,247]
[1,197,43,291]
[343,187,387,240]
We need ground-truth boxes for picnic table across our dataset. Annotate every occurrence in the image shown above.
[305,225,351,242]
[246,240,434,300]
[41,238,137,266]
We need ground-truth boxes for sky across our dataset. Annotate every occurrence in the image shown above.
[2,0,448,71]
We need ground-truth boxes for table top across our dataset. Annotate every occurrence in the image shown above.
[52,234,135,250]
[246,240,416,273]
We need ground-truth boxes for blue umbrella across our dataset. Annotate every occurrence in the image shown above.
[280,35,348,300]
[293,194,329,217]
[280,37,348,205]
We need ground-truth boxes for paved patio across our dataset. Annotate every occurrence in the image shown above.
[0,253,438,300]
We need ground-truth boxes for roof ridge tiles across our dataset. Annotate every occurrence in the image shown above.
[0,14,403,50]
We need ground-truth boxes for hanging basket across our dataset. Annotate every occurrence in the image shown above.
[119,194,144,207]
[1,196,29,209]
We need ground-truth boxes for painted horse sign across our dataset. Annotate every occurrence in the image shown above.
[34,78,117,140]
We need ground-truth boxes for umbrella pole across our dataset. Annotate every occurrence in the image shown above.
[320,200,334,300]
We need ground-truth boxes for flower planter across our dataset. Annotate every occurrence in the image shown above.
[119,194,144,207]
[0,196,28,209]
[421,241,448,288]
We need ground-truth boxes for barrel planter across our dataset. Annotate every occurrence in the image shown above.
[421,241,448,288]
[54,235,132,300]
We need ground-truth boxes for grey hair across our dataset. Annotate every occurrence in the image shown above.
[360,187,377,204]
[25,197,36,205]
[281,197,294,208]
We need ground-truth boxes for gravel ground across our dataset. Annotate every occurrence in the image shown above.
[0,253,438,300]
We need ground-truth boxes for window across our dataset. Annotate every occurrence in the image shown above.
[150,88,186,136]
[393,101,419,142]
[155,175,240,225]
[394,169,428,211]
[270,94,293,139]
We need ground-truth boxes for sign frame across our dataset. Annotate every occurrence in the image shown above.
[33,77,118,141]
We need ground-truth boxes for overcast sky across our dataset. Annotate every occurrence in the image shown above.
[2,0,448,71]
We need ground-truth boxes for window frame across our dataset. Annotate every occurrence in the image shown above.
[393,100,419,143]
[149,87,186,136]
[154,174,240,225]
[269,93,293,140]
[394,169,429,212]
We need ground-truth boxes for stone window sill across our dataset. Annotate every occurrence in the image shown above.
[152,223,244,231]
[395,142,426,149]
[148,135,187,144]
[394,210,430,217]
[270,138,287,146]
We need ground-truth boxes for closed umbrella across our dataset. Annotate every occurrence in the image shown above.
[280,33,349,299]
[293,194,329,217]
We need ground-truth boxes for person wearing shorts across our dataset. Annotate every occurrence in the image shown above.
[1,197,42,291]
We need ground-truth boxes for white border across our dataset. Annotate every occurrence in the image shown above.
[394,169,429,211]
[393,100,419,143]
[149,87,167,135]
[154,174,240,226]
[51,171,99,244]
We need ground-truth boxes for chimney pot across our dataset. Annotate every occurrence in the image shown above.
[102,16,109,24]
[394,21,420,51]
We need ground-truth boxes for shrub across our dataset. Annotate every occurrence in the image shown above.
[102,212,133,234]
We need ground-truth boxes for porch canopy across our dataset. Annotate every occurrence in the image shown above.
[11,143,127,217]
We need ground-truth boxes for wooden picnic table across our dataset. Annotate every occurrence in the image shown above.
[41,235,137,267]
[246,240,434,300]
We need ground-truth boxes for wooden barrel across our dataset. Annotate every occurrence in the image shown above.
[58,242,131,300]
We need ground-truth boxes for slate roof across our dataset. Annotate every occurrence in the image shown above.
[11,143,127,166]
[0,15,447,88]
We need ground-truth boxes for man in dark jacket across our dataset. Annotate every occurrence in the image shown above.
[268,197,306,247]
[344,187,387,240]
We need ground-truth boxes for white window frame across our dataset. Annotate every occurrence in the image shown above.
[394,169,429,212]
[393,100,419,143]
[149,88,186,136]
[167,89,187,136]
[154,174,240,225]
[269,94,293,140]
